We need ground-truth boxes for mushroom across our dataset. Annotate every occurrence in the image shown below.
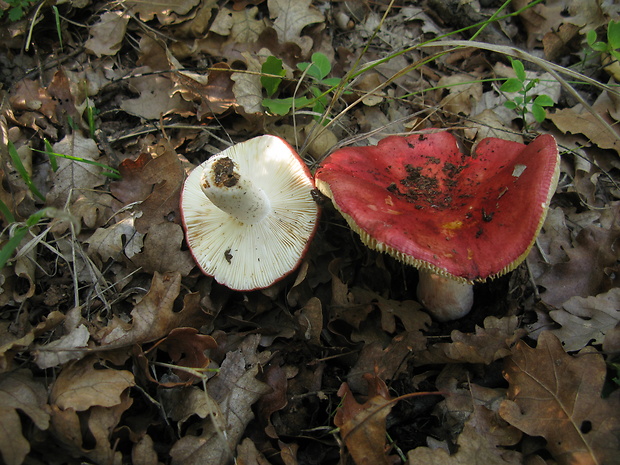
[314,132,560,321]
[181,135,320,291]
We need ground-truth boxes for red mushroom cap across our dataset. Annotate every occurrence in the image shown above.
[314,132,560,282]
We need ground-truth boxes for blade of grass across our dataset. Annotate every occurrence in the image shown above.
[35,147,121,179]
[8,141,45,201]
[0,198,16,224]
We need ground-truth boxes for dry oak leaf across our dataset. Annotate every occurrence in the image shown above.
[47,133,105,210]
[268,0,324,55]
[229,7,268,43]
[86,214,145,262]
[120,72,192,120]
[50,355,135,411]
[84,11,129,57]
[169,335,271,465]
[124,0,200,24]
[0,370,50,465]
[499,331,620,465]
[334,374,396,465]
[32,323,90,369]
[549,287,620,352]
[8,79,57,121]
[99,271,206,349]
[406,422,522,465]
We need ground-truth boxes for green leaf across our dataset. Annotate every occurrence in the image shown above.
[587,29,598,47]
[534,94,555,107]
[531,103,547,123]
[591,41,608,52]
[500,78,522,93]
[8,5,24,21]
[320,77,343,87]
[511,59,526,82]
[260,56,286,97]
[504,100,517,110]
[299,52,331,81]
[607,20,620,50]
[262,96,311,115]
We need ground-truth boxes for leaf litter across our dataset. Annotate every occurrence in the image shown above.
[0,1,619,464]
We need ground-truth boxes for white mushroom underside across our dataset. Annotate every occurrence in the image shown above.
[182,136,318,290]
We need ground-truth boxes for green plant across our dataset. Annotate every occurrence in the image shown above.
[500,58,555,129]
[261,52,344,118]
[587,20,620,64]
[0,0,35,21]
[0,203,49,269]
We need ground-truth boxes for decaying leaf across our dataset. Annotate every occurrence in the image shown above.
[334,374,396,465]
[268,0,324,55]
[169,335,271,464]
[0,370,50,465]
[549,288,620,351]
[98,272,206,348]
[406,422,522,465]
[499,332,620,465]
[84,11,129,57]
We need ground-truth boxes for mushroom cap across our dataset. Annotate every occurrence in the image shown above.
[315,132,560,282]
[181,135,319,291]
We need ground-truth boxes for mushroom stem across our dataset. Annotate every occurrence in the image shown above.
[200,154,272,224]
[416,269,474,322]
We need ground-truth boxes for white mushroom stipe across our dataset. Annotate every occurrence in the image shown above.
[416,269,474,322]
[200,154,272,224]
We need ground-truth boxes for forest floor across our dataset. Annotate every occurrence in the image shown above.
[0,1,619,464]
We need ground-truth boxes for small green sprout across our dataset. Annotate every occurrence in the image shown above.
[261,52,344,118]
[501,59,554,129]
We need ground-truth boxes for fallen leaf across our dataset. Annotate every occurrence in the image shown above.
[86,214,145,262]
[268,0,324,55]
[50,355,135,410]
[169,335,271,464]
[85,11,129,57]
[47,133,106,212]
[549,288,620,351]
[499,332,620,465]
[99,272,206,348]
[0,370,50,465]
[406,422,522,464]
[334,373,396,465]
[124,0,201,23]
[32,324,90,369]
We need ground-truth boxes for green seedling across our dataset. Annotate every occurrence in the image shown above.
[0,0,35,21]
[261,52,345,118]
[587,20,620,64]
[501,59,554,129]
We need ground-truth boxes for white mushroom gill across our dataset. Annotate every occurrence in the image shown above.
[200,153,272,224]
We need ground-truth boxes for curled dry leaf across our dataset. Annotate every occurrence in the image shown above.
[0,370,50,465]
[499,331,620,465]
[84,11,129,57]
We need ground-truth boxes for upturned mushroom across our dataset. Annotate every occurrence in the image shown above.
[181,135,320,291]
[314,132,560,321]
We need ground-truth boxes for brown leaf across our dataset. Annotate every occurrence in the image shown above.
[269,0,324,55]
[99,272,206,348]
[50,355,135,411]
[84,11,129,57]
[334,374,396,465]
[8,79,57,121]
[169,335,271,464]
[549,288,620,351]
[0,370,50,465]
[499,332,620,465]
[406,422,522,464]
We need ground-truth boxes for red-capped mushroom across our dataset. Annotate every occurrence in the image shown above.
[314,131,560,321]
[181,135,320,291]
